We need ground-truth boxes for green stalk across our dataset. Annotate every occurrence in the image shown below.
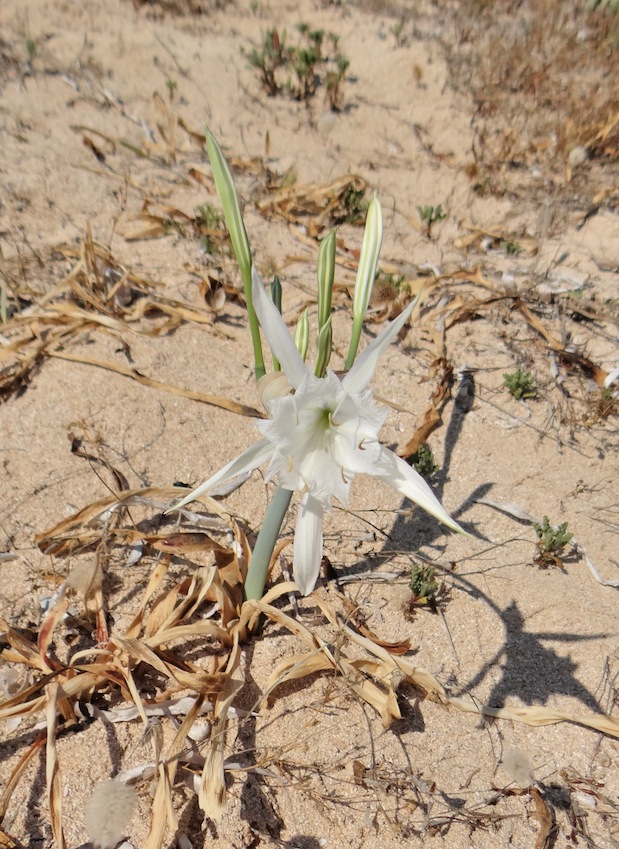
[344,194,382,370]
[270,275,282,372]
[205,128,265,380]
[316,229,336,330]
[314,316,332,378]
[294,308,310,360]
[244,486,293,601]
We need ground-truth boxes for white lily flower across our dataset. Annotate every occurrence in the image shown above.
[173,269,464,595]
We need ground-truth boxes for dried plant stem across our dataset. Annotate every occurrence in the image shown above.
[45,683,66,849]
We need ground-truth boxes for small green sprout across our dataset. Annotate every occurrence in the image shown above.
[588,386,619,421]
[341,184,368,224]
[409,563,438,599]
[325,53,349,111]
[390,19,406,47]
[374,270,409,298]
[417,204,447,237]
[533,516,574,569]
[589,0,619,11]
[246,24,349,110]
[406,563,443,614]
[195,203,226,254]
[248,28,287,97]
[501,240,523,255]
[408,444,439,479]
[165,79,177,100]
[566,287,587,299]
[195,203,224,229]
[503,368,536,400]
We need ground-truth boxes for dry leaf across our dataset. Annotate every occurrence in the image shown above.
[530,787,554,849]
[45,684,66,849]
[199,639,244,819]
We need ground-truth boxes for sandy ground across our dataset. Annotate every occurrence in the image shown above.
[1,1,618,848]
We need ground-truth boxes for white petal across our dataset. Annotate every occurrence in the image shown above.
[168,438,274,512]
[367,446,466,534]
[293,493,324,595]
[342,297,417,395]
[251,267,307,389]
[258,371,383,510]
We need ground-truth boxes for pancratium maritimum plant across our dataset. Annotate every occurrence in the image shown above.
[171,130,465,599]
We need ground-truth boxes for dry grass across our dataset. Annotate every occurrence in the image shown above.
[129,0,230,14]
[3,495,619,845]
[438,0,619,204]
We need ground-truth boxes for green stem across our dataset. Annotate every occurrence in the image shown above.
[344,315,363,371]
[244,486,293,601]
[205,128,265,380]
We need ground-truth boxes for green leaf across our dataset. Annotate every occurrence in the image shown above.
[205,128,265,379]
[294,308,310,361]
[314,315,332,378]
[345,194,382,370]
[316,229,336,331]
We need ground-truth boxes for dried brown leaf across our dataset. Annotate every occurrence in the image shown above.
[257,175,368,236]
[199,638,244,819]
[47,350,263,417]
[38,596,71,672]
[0,733,45,821]
[35,486,230,557]
[125,560,170,639]
[144,532,226,555]
[45,684,66,849]
[144,695,206,849]
[531,787,554,849]
[0,619,50,673]
[144,620,232,650]
[517,300,608,387]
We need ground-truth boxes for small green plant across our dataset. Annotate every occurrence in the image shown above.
[405,563,443,614]
[248,28,288,96]
[408,444,439,479]
[501,239,523,255]
[533,516,574,568]
[409,563,438,599]
[374,269,409,299]
[341,184,368,224]
[503,368,536,400]
[589,0,619,11]
[165,78,177,100]
[25,38,36,61]
[289,26,323,100]
[417,204,446,237]
[246,24,349,109]
[325,53,350,111]
[586,386,619,422]
[196,203,223,228]
[195,203,226,253]
[390,19,407,47]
